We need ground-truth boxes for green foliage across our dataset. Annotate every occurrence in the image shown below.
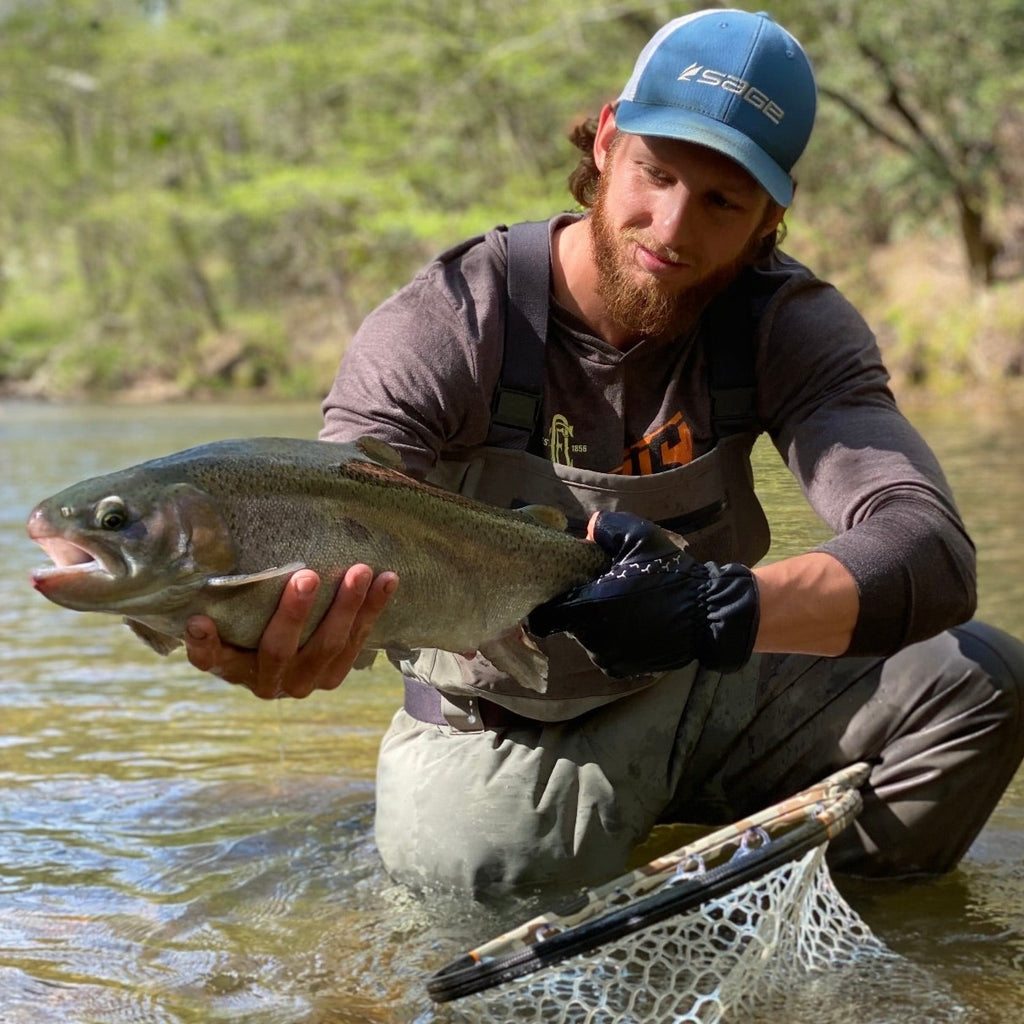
[0,0,1022,398]
[0,291,82,384]
[777,0,1024,283]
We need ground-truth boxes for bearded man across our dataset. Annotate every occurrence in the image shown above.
[185,10,1024,896]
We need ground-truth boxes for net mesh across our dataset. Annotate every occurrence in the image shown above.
[433,842,893,1024]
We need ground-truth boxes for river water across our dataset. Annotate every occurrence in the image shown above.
[1,398,1023,1023]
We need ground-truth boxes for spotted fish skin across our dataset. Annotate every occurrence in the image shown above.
[27,436,610,691]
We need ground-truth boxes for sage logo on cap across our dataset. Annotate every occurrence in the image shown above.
[677,61,785,125]
[616,9,817,206]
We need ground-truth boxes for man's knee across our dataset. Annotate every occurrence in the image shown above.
[933,620,1024,763]
[963,621,1024,781]
[886,619,1024,747]
[831,620,1024,877]
[949,619,1024,704]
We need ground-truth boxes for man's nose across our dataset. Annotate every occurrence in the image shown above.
[653,186,695,250]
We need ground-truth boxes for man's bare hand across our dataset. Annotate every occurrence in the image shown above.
[183,565,398,699]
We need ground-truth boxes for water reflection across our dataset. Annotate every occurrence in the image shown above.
[1,398,1023,1022]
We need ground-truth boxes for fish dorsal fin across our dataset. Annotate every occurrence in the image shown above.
[206,561,307,587]
[355,436,407,472]
[514,504,568,532]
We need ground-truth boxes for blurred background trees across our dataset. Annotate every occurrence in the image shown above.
[1,0,1022,398]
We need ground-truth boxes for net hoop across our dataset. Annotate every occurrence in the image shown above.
[427,762,870,1003]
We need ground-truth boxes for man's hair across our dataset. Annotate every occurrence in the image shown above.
[566,114,786,258]
[567,115,605,209]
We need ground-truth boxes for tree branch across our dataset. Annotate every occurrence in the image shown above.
[854,37,957,181]
[817,84,917,157]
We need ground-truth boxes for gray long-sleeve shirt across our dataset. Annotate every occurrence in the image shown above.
[322,216,976,656]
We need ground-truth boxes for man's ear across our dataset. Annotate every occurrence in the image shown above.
[593,104,618,174]
[760,201,787,239]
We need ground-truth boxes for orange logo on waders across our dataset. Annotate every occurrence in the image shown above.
[614,413,693,475]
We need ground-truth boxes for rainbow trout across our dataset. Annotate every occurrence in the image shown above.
[27,436,609,692]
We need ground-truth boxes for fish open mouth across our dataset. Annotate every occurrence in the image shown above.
[30,537,114,585]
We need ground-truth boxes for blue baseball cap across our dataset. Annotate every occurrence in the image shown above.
[616,9,817,206]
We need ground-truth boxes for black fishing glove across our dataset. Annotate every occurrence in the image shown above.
[528,511,760,679]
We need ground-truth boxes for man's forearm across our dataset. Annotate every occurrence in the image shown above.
[752,552,859,657]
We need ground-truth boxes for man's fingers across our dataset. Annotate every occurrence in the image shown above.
[257,570,321,659]
[184,614,263,694]
[303,566,398,691]
[184,615,225,674]
[339,566,398,649]
[311,564,372,645]
[185,573,321,699]
[230,570,319,699]
[184,566,399,701]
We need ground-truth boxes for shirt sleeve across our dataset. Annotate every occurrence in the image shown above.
[319,235,506,480]
[757,276,977,655]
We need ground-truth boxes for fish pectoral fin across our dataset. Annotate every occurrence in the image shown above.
[125,618,182,656]
[514,504,568,532]
[205,562,307,587]
[478,628,550,694]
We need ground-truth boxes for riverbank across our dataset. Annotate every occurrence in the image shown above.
[4,237,1023,405]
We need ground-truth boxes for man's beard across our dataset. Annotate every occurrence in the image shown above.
[589,174,760,342]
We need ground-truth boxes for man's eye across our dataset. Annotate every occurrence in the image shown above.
[642,165,672,184]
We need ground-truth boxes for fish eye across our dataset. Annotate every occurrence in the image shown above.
[95,496,129,531]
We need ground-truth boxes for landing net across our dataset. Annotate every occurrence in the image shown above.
[428,763,894,1023]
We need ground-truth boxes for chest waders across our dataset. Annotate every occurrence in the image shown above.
[378,223,1024,894]
[400,221,784,725]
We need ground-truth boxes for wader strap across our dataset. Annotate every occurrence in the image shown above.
[403,676,536,733]
[703,269,761,438]
[703,266,793,438]
[488,220,551,453]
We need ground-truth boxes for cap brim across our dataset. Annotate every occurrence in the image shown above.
[615,101,794,207]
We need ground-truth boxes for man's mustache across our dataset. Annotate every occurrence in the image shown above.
[620,229,691,266]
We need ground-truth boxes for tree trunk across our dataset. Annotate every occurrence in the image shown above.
[168,214,226,332]
[955,187,999,288]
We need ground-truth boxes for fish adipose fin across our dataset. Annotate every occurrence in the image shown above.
[478,628,550,694]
